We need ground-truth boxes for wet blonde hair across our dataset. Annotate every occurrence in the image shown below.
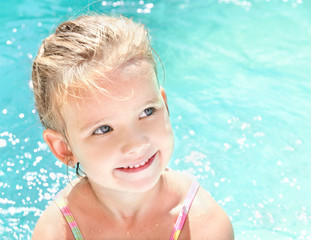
[32,14,156,136]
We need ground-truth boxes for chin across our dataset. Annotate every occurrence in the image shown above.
[122,170,162,193]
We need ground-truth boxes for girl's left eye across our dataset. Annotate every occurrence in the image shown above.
[93,125,112,135]
[140,107,156,118]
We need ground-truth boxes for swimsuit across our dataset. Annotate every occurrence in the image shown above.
[54,179,199,240]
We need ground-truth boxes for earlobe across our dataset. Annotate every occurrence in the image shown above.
[42,129,76,165]
[160,87,169,114]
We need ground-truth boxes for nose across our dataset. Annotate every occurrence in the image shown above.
[120,132,150,157]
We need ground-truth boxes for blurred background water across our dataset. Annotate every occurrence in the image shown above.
[1,0,311,239]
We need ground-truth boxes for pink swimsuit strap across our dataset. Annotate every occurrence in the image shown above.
[170,179,200,240]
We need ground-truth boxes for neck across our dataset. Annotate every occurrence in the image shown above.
[83,176,166,223]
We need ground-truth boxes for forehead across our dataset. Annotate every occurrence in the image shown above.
[60,59,160,122]
[62,59,158,102]
[103,59,158,95]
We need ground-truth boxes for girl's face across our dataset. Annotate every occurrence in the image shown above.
[61,60,174,193]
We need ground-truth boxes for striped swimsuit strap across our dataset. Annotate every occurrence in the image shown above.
[54,193,84,240]
[54,179,199,240]
[169,179,200,240]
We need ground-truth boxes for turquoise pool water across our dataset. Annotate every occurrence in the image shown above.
[1,0,311,239]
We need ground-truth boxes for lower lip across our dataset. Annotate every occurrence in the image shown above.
[116,152,157,173]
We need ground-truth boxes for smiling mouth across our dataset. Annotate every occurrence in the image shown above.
[117,152,157,173]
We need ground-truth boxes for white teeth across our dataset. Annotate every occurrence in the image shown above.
[124,158,149,169]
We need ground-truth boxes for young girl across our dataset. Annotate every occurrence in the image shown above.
[31,14,234,240]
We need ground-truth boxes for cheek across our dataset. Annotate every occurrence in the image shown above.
[151,112,174,148]
[75,141,115,177]
[157,117,174,166]
[163,113,175,155]
[162,110,174,136]
[70,137,113,168]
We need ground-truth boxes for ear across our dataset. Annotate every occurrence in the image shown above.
[42,129,76,166]
[160,87,169,114]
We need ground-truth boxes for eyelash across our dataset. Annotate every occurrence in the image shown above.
[92,107,156,135]
[93,125,112,135]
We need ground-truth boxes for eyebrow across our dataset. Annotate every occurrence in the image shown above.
[139,97,162,108]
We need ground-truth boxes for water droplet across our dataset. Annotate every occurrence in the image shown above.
[145,3,153,8]
[0,139,7,148]
[144,8,151,13]
[224,143,231,151]
[189,130,195,136]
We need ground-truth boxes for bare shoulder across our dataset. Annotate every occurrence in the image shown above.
[32,200,73,240]
[189,183,234,240]
[164,169,234,240]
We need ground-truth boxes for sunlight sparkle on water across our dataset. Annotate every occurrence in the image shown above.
[0,139,7,148]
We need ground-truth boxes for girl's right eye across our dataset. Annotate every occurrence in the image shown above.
[93,125,112,135]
